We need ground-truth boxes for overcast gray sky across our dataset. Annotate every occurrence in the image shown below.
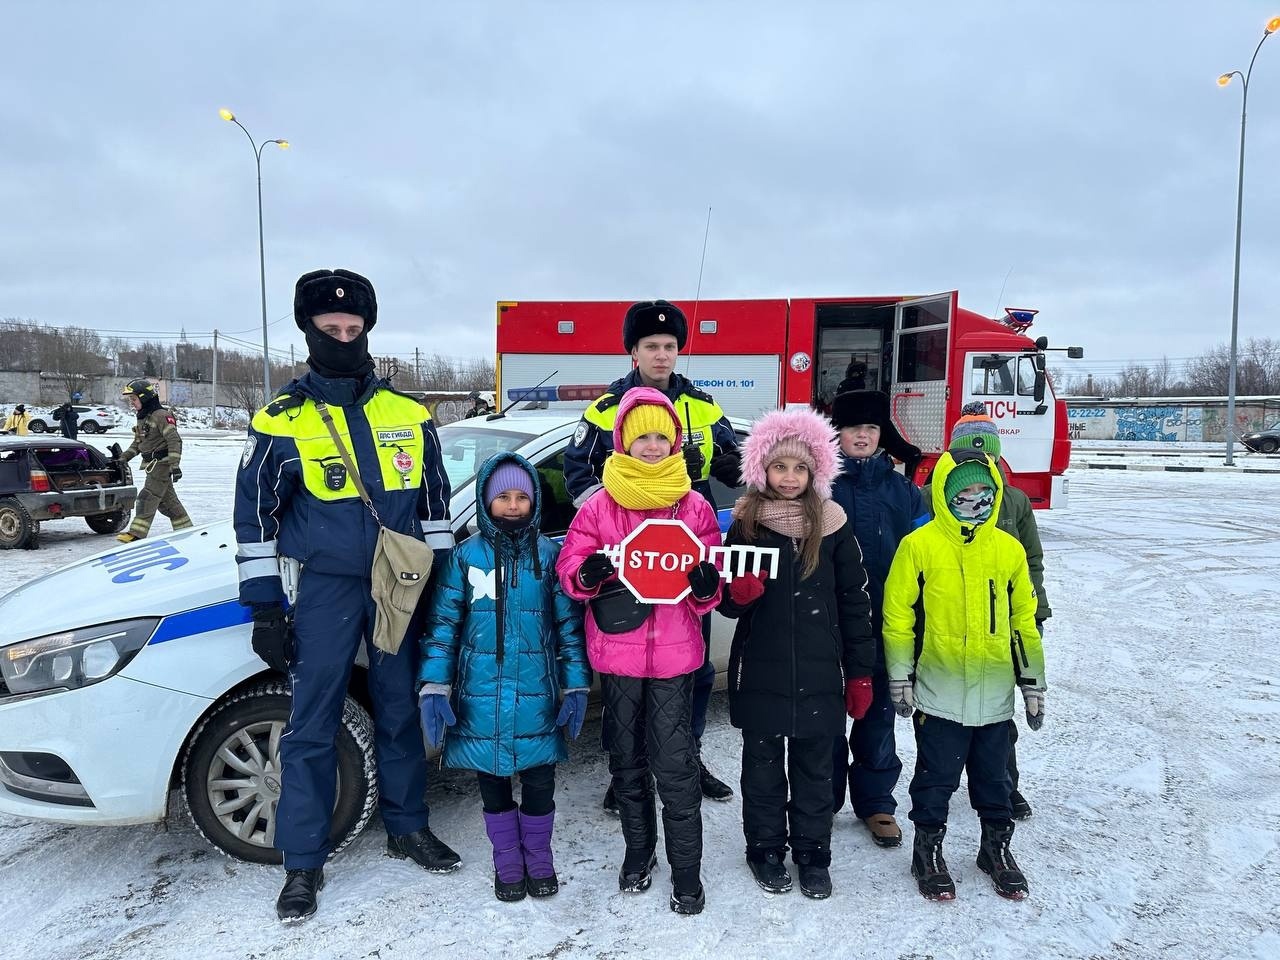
[3,1,1278,380]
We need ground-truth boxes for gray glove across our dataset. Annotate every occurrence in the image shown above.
[1021,686,1045,731]
[889,679,915,718]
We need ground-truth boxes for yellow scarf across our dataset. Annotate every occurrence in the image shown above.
[601,452,691,509]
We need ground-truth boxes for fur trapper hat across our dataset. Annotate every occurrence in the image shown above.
[623,300,687,351]
[831,389,923,474]
[741,407,840,499]
[294,268,377,331]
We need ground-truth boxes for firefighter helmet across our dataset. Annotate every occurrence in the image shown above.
[121,378,157,403]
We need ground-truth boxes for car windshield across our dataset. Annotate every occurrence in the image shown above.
[436,421,539,492]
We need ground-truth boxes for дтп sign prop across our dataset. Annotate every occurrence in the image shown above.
[599,518,781,605]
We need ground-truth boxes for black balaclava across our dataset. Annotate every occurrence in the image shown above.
[304,319,376,380]
[136,394,161,419]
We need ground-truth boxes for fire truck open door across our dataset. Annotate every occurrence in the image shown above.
[890,292,955,453]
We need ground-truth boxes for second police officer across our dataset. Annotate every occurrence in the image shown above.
[563,299,742,808]
[234,269,458,923]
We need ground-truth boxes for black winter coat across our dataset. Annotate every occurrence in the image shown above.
[720,516,874,738]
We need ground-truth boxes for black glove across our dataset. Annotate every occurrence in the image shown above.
[687,560,720,600]
[682,444,705,481]
[108,442,123,460]
[250,604,293,672]
[170,466,183,482]
[709,449,742,486]
[577,553,616,590]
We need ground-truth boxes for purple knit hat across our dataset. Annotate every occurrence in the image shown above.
[484,461,536,505]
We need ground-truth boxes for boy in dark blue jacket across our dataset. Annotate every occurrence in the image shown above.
[828,391,927,848]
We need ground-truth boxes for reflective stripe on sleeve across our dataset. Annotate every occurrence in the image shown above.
[237,558,281,583]
[237,540,279,558]
[424,530,455,550]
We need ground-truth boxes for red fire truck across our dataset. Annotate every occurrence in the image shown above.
[495,292,1083,508]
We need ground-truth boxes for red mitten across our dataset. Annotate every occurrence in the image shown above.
[846,677,873,720]
[728,572,767,606]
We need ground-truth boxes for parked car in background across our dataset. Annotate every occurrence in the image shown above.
[0,413,748,863]
[1240,421,1280,455]
[0,437,137,548]
[26,404,124,435]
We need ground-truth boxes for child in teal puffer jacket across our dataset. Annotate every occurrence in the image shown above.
[418,452,590,903]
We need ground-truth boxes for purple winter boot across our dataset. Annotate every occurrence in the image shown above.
[518,809,559,898]
[483,809,527,902]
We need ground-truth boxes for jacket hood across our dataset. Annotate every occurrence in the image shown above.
[928,450,1004,544]
[611,387,683,453]
[741,407,840,499]
[474,451,542,540]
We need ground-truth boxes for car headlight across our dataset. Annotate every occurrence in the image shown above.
[1,618,159,697]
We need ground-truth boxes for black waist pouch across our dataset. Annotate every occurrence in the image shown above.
[589,583,653,634]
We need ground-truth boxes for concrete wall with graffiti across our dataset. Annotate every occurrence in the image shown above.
[1066,400,1279,442]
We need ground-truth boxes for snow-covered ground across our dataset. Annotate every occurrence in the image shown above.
[2,438,1278,960]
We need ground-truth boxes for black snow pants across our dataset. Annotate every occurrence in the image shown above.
[907,711,1013,828]
[741,731,833,867]
[600,672,702,872]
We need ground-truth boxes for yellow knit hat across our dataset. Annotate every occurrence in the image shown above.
[620,401,678,452]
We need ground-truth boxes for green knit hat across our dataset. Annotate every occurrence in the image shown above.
[944,459,995,503]
[949,401,1001,459]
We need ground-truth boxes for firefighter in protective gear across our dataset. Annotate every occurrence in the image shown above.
[117,379,191,543]
[234,267,460,924]
[562,299,741,807]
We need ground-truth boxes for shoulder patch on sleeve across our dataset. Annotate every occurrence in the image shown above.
[165,415,176,426]
[241,435,258,468]
[573,421,590,447]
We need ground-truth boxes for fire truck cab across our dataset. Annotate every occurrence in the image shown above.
[496,292,1080,508]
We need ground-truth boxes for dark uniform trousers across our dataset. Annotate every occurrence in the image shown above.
[830,668,903,816]
[741,732,833,866]
[278,571,429,868]
[600,672,702,872]
[907,711,1013,828]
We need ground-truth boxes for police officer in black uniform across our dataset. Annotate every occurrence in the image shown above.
[564,300,742,808]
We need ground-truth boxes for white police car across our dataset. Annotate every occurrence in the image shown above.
[0,413,746,863]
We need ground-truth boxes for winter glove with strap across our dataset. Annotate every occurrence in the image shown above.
[845,677,873,720]
[889,679,915,718]
[687,560,721,601]
[727,571,766,607]
[555,690,588,740]
[577,553,616,590]
[682,444,706,481]
[418,690,457,748]
[250,603,292,673]
[1021,686,1045,731]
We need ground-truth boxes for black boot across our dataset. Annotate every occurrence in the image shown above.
[977,819,1029,900]
[618,849,657,892]
[602,783,620,817]
[746,849,792,894]
[796,863,832,899]
[698,760,734,802]
[1009,789,1033,821]
[911,825,956,901]
[276,868,325,923]
[387,827,463,873]
[670,866,706,916]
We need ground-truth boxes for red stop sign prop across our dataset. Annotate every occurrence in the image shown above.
[615,519,707,605]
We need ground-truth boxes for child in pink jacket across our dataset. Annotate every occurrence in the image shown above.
[557,387,722,916]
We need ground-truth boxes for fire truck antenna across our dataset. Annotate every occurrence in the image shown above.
[992,265,1014,319]
[684,205,713,379]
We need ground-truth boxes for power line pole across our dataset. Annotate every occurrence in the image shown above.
[415,347,421,387]
[211,329,219,428]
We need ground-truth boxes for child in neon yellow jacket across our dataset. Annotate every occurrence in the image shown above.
[881,449,1045,902]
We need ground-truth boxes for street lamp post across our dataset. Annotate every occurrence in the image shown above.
[1217,17,1280,466]
[219,108,289,405]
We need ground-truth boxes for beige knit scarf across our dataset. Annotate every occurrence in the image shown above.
[734,496,846,539]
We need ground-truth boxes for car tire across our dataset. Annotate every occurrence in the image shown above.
[182,680,378,864]
[0,496,36,550]
[28,419,47,433]
[1260,439,1278,454]
[81,420,100,434]
[85,510,128,535]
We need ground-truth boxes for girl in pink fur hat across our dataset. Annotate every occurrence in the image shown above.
[719,406,875,900]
